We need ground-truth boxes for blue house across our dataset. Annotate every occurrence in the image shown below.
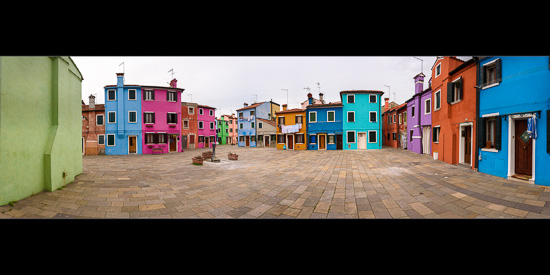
[306,95,343,150]
[236,101,271,147]
[340,90,384,150]
[477,56,550,186]
[104,73,143,155]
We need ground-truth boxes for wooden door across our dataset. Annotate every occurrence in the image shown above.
[336,134,343,150]
[169,136,177,152]
[464,126,471,164]
[319,134,326,150]
[357,133,366,149]
[515,119,532,176]
[422,126,430,154]
[265,136,270,147]
[287,134,294,150]
[245,136,250,147]
[205,136,210,148]
[129,136,137,154]
[182,135,188,149]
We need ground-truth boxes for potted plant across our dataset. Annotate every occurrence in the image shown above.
[202,150,213,159]
[485,141,492,148]
[228,152,239,160]
[192,155,204,165]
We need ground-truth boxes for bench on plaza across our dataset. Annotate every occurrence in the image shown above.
[152,148,163,154]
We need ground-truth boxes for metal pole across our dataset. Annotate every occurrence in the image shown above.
[281,89,288,106]
[413,56,423,74]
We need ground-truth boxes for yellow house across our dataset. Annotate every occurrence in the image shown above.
[275,104,307,150]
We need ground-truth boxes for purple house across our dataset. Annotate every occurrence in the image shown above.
[406,73,432,155]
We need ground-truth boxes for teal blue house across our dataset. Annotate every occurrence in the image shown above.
[340,90,384,150]
[477,56,550,186]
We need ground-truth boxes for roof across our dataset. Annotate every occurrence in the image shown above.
[257,118,277,127]
[449,58,476,75]
[236,101,266,111]
[383,102,407,115]
[307,101,343,109]
[197,104,216,109]
[103,84,184,91]
[275,108,305,115]
[339,90,384,101]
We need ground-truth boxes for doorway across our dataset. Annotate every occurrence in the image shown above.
[169,135,177,152]
[265,135,270,147]
[514,119,532,177]
[336,134,343,150]
[128,136,137,154]
[459,124,473,165]
[182,135,188,149]
[357,132,366,150]
[287,134,294,150]
[205,136,210,148]
[245,136,250,147]
[422,126,430,154]
[318,134,326,150]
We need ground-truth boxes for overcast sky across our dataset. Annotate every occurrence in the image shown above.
[72,56,472,117]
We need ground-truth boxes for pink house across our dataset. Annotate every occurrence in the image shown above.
[197,104,217,148]
[142,79,184,154]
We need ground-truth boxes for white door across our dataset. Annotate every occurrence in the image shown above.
[357,132,367,150]
[422,126,430,154]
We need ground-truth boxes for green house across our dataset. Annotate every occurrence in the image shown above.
[0,56,83,206]
[216,118,229,145]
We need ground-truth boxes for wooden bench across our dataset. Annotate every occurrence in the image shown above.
[152,148,164,154]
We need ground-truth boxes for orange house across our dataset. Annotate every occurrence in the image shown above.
[430,56,478,169]
[275,104,307,150]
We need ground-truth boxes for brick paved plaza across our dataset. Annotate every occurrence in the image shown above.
[3,145,550,219]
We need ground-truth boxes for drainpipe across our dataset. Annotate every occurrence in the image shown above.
[474,57,480,172]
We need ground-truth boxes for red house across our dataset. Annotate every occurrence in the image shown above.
[82,94,105,155]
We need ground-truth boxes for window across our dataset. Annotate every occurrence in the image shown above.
[387,133,390,140]
[435,63,441,77]
[145,133,154,144]
[369,95,377,103]
[433,126,441,143]
[209,109,213,116]
[239,112,243,119]
[434,90,441,110]
[198,121,204,129]
[107,134,115,146]
[210,122,215,129]
[239,123,243,129]
[129,111,137,123]
[410,130,413,141]
[183,120,189,129]
[309,112,317,123]
[404,112,407,123]
[347,94,355,103]
[144,112,155,124]
[369,111,377,122]
[250,135,256,142]
[188,107,194,114]
[258,122,263,129]
[144,90,154,101]
[210,136,216,142]
[128,89,136,100]
[250,110,255,116]
[392,132,397,140]
[411,106,415,118]
[96,114,104,126]
[98,135,105,145]
[167,91,176,102]
[327,134,335,144]
[398,114,402,124]
[296,134,304,144]
[165,113,176,124]
[226,129,228,133]
[198,136,204,143]
[199,108,203,115]
[278,116,285,126]
[108,111,116,123]
[347,111,355,122]
[230,128,233,132]
[107,90,116,101]
[158,133,166,144]
[481,59,501,88]
[368,131,377,143]
[425,98,431,114]
[448,78,462,104]
[251,122,255,128]
[485,117,497,149]
[309,134,316,144]
[295,115,303,124]
[347,131,355,143]
[327,111,335,122]
[277,134,285,144]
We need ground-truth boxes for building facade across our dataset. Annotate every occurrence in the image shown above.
[382,99,406,149]
[82,94,105,155]
[477,56,550,186]
[197,104,217,148]
[181,102,198,149]
[217,117,229,145]
[1,56,83,205]
[222,114,238,145]
[406,73,432,155]
[276,104,307,150]
[237,101,271,147]
[340,90,384,150]
[256,118,277,147]
[305,95,343,150]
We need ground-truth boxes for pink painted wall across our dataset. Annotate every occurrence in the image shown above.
[197,105,216,149]
[142,87,181,154]
[223,114,238,145]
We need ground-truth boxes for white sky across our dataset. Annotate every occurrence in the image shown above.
[72,56,472,116]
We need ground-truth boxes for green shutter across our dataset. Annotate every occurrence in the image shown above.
[494,116,502,150]
[477,117,486,149]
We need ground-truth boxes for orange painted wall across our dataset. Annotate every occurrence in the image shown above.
[275,110,307,150]
[430,57,477,169]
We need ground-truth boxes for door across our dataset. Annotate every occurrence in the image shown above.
[515,119,532,176]
[182,135,188,149]
[169,135,177,152]
[205,136,210,148]
[129,136,137,154]
[287,134,294,150]
[82,137,85,155]
[464,126,471,164]
[357,132,366,149]
[422,126,430,154]
[319,134,326,150]
[265,136,270,147]
[245,136,250,147]
[336,134,343,150]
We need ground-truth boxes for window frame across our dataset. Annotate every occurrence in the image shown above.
[107,89,116,101]
[434,90,441,111]
[108,111,116,123]
[107,134,115,146]
[167,91,177,102]
[98,134,105,145]
[347,111,355,123]
[424,98,431,115]
[128,111,137,123]
[96,114,104,126]
[347,130,356,143]
[144,112,155,124]
[347,94,355,104]
[309,111,317,123]
[433,126,441,143]
[368,130,377,143]
[369,111,377,122]
[128,89,137,101]
[369,94,377,103]
[144,90,154,101]
[327,111,335,122]
[198,121,204,129]
[167,112,177,124]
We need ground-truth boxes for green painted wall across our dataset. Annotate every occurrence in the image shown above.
[217,118,228,145]
[0,56,83,206]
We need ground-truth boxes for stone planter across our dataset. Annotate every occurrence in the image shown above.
[202,151,213,159]
[228,154,239,160]
[192,157,204,165]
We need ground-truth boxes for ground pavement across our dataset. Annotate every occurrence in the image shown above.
[2,145,550,219]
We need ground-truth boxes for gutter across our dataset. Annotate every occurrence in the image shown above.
[474,57,480,172]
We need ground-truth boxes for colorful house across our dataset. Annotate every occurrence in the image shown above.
[1,56,83,206]
[236,101,272,147]
[477,56,550,186]
[430,56,478,169]
[82,94,105,155]
[340,90,384,150]
[275,104,307,150]
[396,103,408,149]
[257,118,277,147]
[216,117,229,145]
[382,99,407,149]
[141,79,183,154]
[197,104,217,148]
[305,93,343,150]
[104,73,143,155]
[181,101,198,149]
[221,114,238,145]
[406,73,432,155]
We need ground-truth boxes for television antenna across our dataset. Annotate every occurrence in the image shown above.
[168,68,175,79]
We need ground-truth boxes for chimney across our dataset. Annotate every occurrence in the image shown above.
[282,104,287,111]
[319,92,324,103]
[169,78,177,88]
[116,73,124,87]
[243,102,248,107]
[307,93,313,105]
[413,72,425,94]
[89,94,96,109]
[384,97,389,112]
